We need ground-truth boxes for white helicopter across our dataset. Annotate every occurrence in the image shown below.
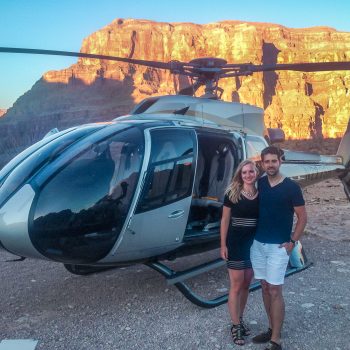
[0,48,350,307]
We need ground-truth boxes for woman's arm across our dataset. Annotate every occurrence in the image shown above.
[220,206,231,260]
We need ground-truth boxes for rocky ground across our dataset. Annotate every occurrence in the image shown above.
[277,138,341,155]
[0,177,349,350]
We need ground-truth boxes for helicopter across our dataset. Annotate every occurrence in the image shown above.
[0,47,350,308]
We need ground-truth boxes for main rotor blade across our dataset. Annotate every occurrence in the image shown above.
[250,61,350,73]
[0,47,175,70]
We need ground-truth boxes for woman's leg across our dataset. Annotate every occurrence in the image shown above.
[239,267,254,318]
[228,268,245,345]
[228,268,245,324]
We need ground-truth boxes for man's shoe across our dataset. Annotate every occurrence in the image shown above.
[252,328,272,343]
[264,341,282,350]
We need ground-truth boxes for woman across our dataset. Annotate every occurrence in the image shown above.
[220,159,259,346]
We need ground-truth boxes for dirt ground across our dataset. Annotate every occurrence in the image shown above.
[0,176,349,350]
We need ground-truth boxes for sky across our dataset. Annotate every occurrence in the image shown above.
[1,0,350,109]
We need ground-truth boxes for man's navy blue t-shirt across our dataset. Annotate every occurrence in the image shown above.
[255,176,305,244]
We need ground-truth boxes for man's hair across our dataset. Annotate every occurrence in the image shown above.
[261,146,283,161]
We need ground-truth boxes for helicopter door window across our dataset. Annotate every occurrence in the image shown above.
[136,129,196,213]
[165,157,193,201]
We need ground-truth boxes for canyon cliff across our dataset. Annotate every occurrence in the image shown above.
[1,19,350,144]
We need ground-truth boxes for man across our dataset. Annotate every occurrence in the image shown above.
[250,146,307,350]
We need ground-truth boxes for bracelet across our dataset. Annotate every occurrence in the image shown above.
[290,238,296,245]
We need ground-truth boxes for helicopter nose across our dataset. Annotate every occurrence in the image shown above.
[0,181,125,264]
[0,184,45,259]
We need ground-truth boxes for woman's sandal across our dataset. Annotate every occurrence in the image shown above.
[231,323,245,346]
[240,317,251,336]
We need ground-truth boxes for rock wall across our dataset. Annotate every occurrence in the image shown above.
[2,19,350,140]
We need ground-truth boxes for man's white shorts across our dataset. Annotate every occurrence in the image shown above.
[250,240,289,285]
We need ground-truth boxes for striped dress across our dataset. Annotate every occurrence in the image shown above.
[223,194,259,269]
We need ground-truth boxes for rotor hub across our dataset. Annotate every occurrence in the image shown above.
[189,57,227,68]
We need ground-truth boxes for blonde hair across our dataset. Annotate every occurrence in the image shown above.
[225,160,258,203]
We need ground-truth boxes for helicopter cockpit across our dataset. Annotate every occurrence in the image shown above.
[0,123,145,264]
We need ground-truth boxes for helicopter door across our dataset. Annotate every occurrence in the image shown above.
[113,128,196,261]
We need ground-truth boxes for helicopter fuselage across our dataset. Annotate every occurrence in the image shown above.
[0,96,346,267]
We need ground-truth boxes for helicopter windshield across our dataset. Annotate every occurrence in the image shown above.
[245,135,268,160]
[30,126,144,263]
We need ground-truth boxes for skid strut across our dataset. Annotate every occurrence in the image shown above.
[146,258,312,308]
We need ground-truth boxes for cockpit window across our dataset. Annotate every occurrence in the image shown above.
[246,135,268,160]
[0,127,76,186]
[0,125,103,208]
[30,127,144,263]
[136,128,195,213]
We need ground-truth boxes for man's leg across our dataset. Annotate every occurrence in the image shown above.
[250,241,273,343]
[267,283,284,345]
[261,280,272,329]
[251,280,273,343]
[263,244,289,346]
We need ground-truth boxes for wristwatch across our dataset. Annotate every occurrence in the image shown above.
[290,238,296,245]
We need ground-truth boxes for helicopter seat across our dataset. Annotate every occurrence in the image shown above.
[109,143,142,207]
[148,141,178,199]
[188,144,234,231]
[187,150,208,229]
[203,144,234,230]
[207,144,234,201]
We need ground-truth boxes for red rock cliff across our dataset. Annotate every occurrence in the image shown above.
[3,19,350,139]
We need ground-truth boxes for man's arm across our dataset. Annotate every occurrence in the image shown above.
[291,205,307,241]
[281,205,307,253]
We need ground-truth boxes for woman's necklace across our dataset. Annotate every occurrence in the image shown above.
[241,188,257,198]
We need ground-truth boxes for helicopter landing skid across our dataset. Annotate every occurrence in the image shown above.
[146,259,313,308]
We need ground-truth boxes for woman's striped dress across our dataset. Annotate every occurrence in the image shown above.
[223,194,259,269]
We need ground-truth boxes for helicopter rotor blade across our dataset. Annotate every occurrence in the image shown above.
[261,61,350,73]
[224,61,350,75]
[2,47,350,98]
[0,47,189,71]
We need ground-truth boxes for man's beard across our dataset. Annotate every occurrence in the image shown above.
[266,168,279,176]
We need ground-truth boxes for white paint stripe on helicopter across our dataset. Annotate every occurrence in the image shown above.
[0,339,38,350]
